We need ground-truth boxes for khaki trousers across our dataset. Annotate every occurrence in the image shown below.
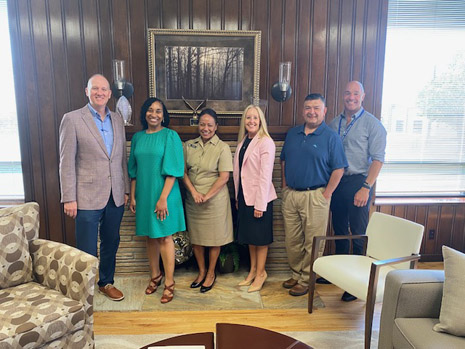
[281,187,330,287]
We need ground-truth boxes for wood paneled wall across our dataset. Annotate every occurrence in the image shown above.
[7,0,464,262]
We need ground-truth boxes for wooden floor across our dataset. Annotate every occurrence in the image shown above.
[94,262,443,335]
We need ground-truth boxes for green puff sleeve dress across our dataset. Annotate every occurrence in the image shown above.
[128,128,186,238]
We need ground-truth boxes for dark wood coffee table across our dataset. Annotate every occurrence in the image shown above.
[140,332,214,349]
[216,323,312,349]
[140,323,311,349]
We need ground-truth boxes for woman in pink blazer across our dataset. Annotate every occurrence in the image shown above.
[233,105,277,293]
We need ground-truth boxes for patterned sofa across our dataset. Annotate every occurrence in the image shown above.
[0,202,98,348]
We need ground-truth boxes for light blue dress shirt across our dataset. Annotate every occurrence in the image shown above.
[329,108,387,176]
[88,103,114,157]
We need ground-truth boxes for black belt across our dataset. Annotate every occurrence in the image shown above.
[343,173,365,178]
[291,185,325,191]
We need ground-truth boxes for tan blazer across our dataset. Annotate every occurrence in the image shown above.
[59,105,130,210]
[233,135,277,212]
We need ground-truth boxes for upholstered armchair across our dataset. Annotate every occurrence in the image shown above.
[0,202,98,348]
[308,212,424,349]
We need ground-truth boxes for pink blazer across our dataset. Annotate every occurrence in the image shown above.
[233,135,277,212]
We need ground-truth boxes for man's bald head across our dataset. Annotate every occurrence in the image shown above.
[85,74,112,112]
[343,80,365,115]
[87,74,110,90]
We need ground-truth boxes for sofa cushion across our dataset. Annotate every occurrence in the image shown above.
[0,282,85,348]
[433,246,465,336]
[394,318,465,349]
[0,216,33,289]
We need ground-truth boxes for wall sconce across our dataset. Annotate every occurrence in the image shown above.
[271,61,292,102]
[112,59,134,126]
[112,59,134,99]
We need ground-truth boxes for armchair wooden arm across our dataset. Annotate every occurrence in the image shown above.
[364,254,420,349]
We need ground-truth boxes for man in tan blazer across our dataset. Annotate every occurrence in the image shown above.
[59,74,130,301]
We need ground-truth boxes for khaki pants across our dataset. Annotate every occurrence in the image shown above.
[281,187,330,287]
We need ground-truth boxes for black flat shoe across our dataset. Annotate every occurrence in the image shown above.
[200,274,216,293]
[341,291,357,302]
[316,277,332,284]
[190,276,205,288]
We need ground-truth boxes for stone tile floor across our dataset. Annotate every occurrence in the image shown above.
[94,270,324,312]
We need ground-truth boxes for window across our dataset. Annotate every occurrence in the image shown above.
[377,0,465,196]
[413,120,423,134]
[0,0,24,201]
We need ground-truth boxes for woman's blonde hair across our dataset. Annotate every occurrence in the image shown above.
[237,105,271,143]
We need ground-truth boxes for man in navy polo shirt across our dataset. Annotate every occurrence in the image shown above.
[280,93,347,296]
[325,81,387,302]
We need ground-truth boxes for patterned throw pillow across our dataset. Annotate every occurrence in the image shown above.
[0,202,40,241]
[0,215,33,289]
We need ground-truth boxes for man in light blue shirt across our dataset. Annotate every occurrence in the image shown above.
[326,81,387,302]
[59,74,130,302]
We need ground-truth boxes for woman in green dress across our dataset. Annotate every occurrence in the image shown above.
[128,97,185,304]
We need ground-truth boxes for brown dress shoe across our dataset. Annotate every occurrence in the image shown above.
[99,284,124,301]
[282,278,299,289]
[289,283,309,296]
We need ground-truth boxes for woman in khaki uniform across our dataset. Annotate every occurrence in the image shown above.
[183,109,234,293]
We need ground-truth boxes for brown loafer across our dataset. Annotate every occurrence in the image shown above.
[99,284,124,301]
[282,278,298,289]
[289,283,309,296]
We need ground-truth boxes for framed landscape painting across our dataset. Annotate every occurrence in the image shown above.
[147,29,261,115]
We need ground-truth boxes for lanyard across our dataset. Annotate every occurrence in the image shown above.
[338,109,364,141]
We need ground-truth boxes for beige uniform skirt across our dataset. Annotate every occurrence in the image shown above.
[185,185,233,246]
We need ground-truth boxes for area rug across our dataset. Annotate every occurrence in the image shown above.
[95,330,379,348]
[94,272,324,312]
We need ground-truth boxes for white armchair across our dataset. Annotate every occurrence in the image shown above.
[308,212,424,349]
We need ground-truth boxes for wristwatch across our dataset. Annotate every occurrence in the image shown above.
[361,181,372,190]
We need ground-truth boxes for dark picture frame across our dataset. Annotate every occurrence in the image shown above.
[147,29,261,115]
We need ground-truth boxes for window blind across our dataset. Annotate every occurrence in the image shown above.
[377,0,465,196]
